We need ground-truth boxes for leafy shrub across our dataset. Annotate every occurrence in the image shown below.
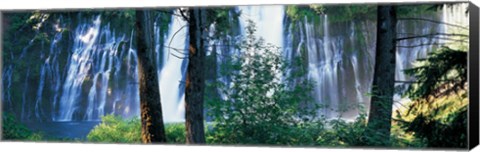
[2,112,44,141]
[87,115,141,143]
[206,21,323,146]
[164,123,186,143]
[321,114,368,147]
[395,46,469,148]
[395,96,468,148]
[87,114,187,144]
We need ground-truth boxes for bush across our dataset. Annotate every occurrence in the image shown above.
[164,123,186,143]
[86,114,187,144]
[321,114,367,147]
[206,21,323,146]
[394,96,468,148]
[2,112,44,141]
[396,46,469,148]
[87,115,141,143]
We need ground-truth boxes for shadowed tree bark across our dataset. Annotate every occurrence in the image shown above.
[364,5,397,146]
[135,10,167,143]
[185,8,207,144]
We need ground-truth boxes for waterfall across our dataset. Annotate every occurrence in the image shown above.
[158,11,189,123]
[56,15,141,121]
[57,16,102,121]
[441,3,469,48]
[393,11,445,109]
[238,5,284,50]
[303,15,351,118]
[32,28,64,121]
[4,12,182,122]
[2,64,13,111]
[21,68,31,121]
[2,4,470,123]
[392,3,469,110]
[286,4,469,119]
[236,5,285,98]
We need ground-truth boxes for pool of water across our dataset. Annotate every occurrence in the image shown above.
[23,121,101,140]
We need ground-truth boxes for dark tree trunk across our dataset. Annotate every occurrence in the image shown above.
[365,5,397,146]
[185,8,207,144]
[135,10,167,143]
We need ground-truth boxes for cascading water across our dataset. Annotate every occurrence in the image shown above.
[393,12,445,109]
[3,11,188,124]
[237,6,284,51]
[55,15,142,121]
[284,4,469,119]
[2,3,470,129]
[294,15,377,119]
[236,5,285,98]
[158,11,189,123]
[392,3,469,110]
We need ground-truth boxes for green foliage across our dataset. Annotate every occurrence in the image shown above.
[206,21,321,145]
[2,112,44,141]
[396,45,469,148]
[323,5,376,23]
[164,123,186,143]
[86,115,187,144]
[87,115,141,143]
[403,47,467,102]
[206,7,240,38]
[286,4,441,24]
[286,5,324,22]
[390,121,426,148]
[396,4,441,18]
[315,114,367,147]
[395,96,468,148]
[409,107,467,148]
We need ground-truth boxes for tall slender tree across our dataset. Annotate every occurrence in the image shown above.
[184,8,207,144]
[135,10,167,143]
[364,5,397,146]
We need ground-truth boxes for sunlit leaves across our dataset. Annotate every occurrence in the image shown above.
[86,115,188,144]
[403,47,467,102]
[395,45,468,148]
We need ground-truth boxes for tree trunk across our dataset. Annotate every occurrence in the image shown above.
[135,10,167,143]
[365,5,397,146]
[185,8,207,144]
